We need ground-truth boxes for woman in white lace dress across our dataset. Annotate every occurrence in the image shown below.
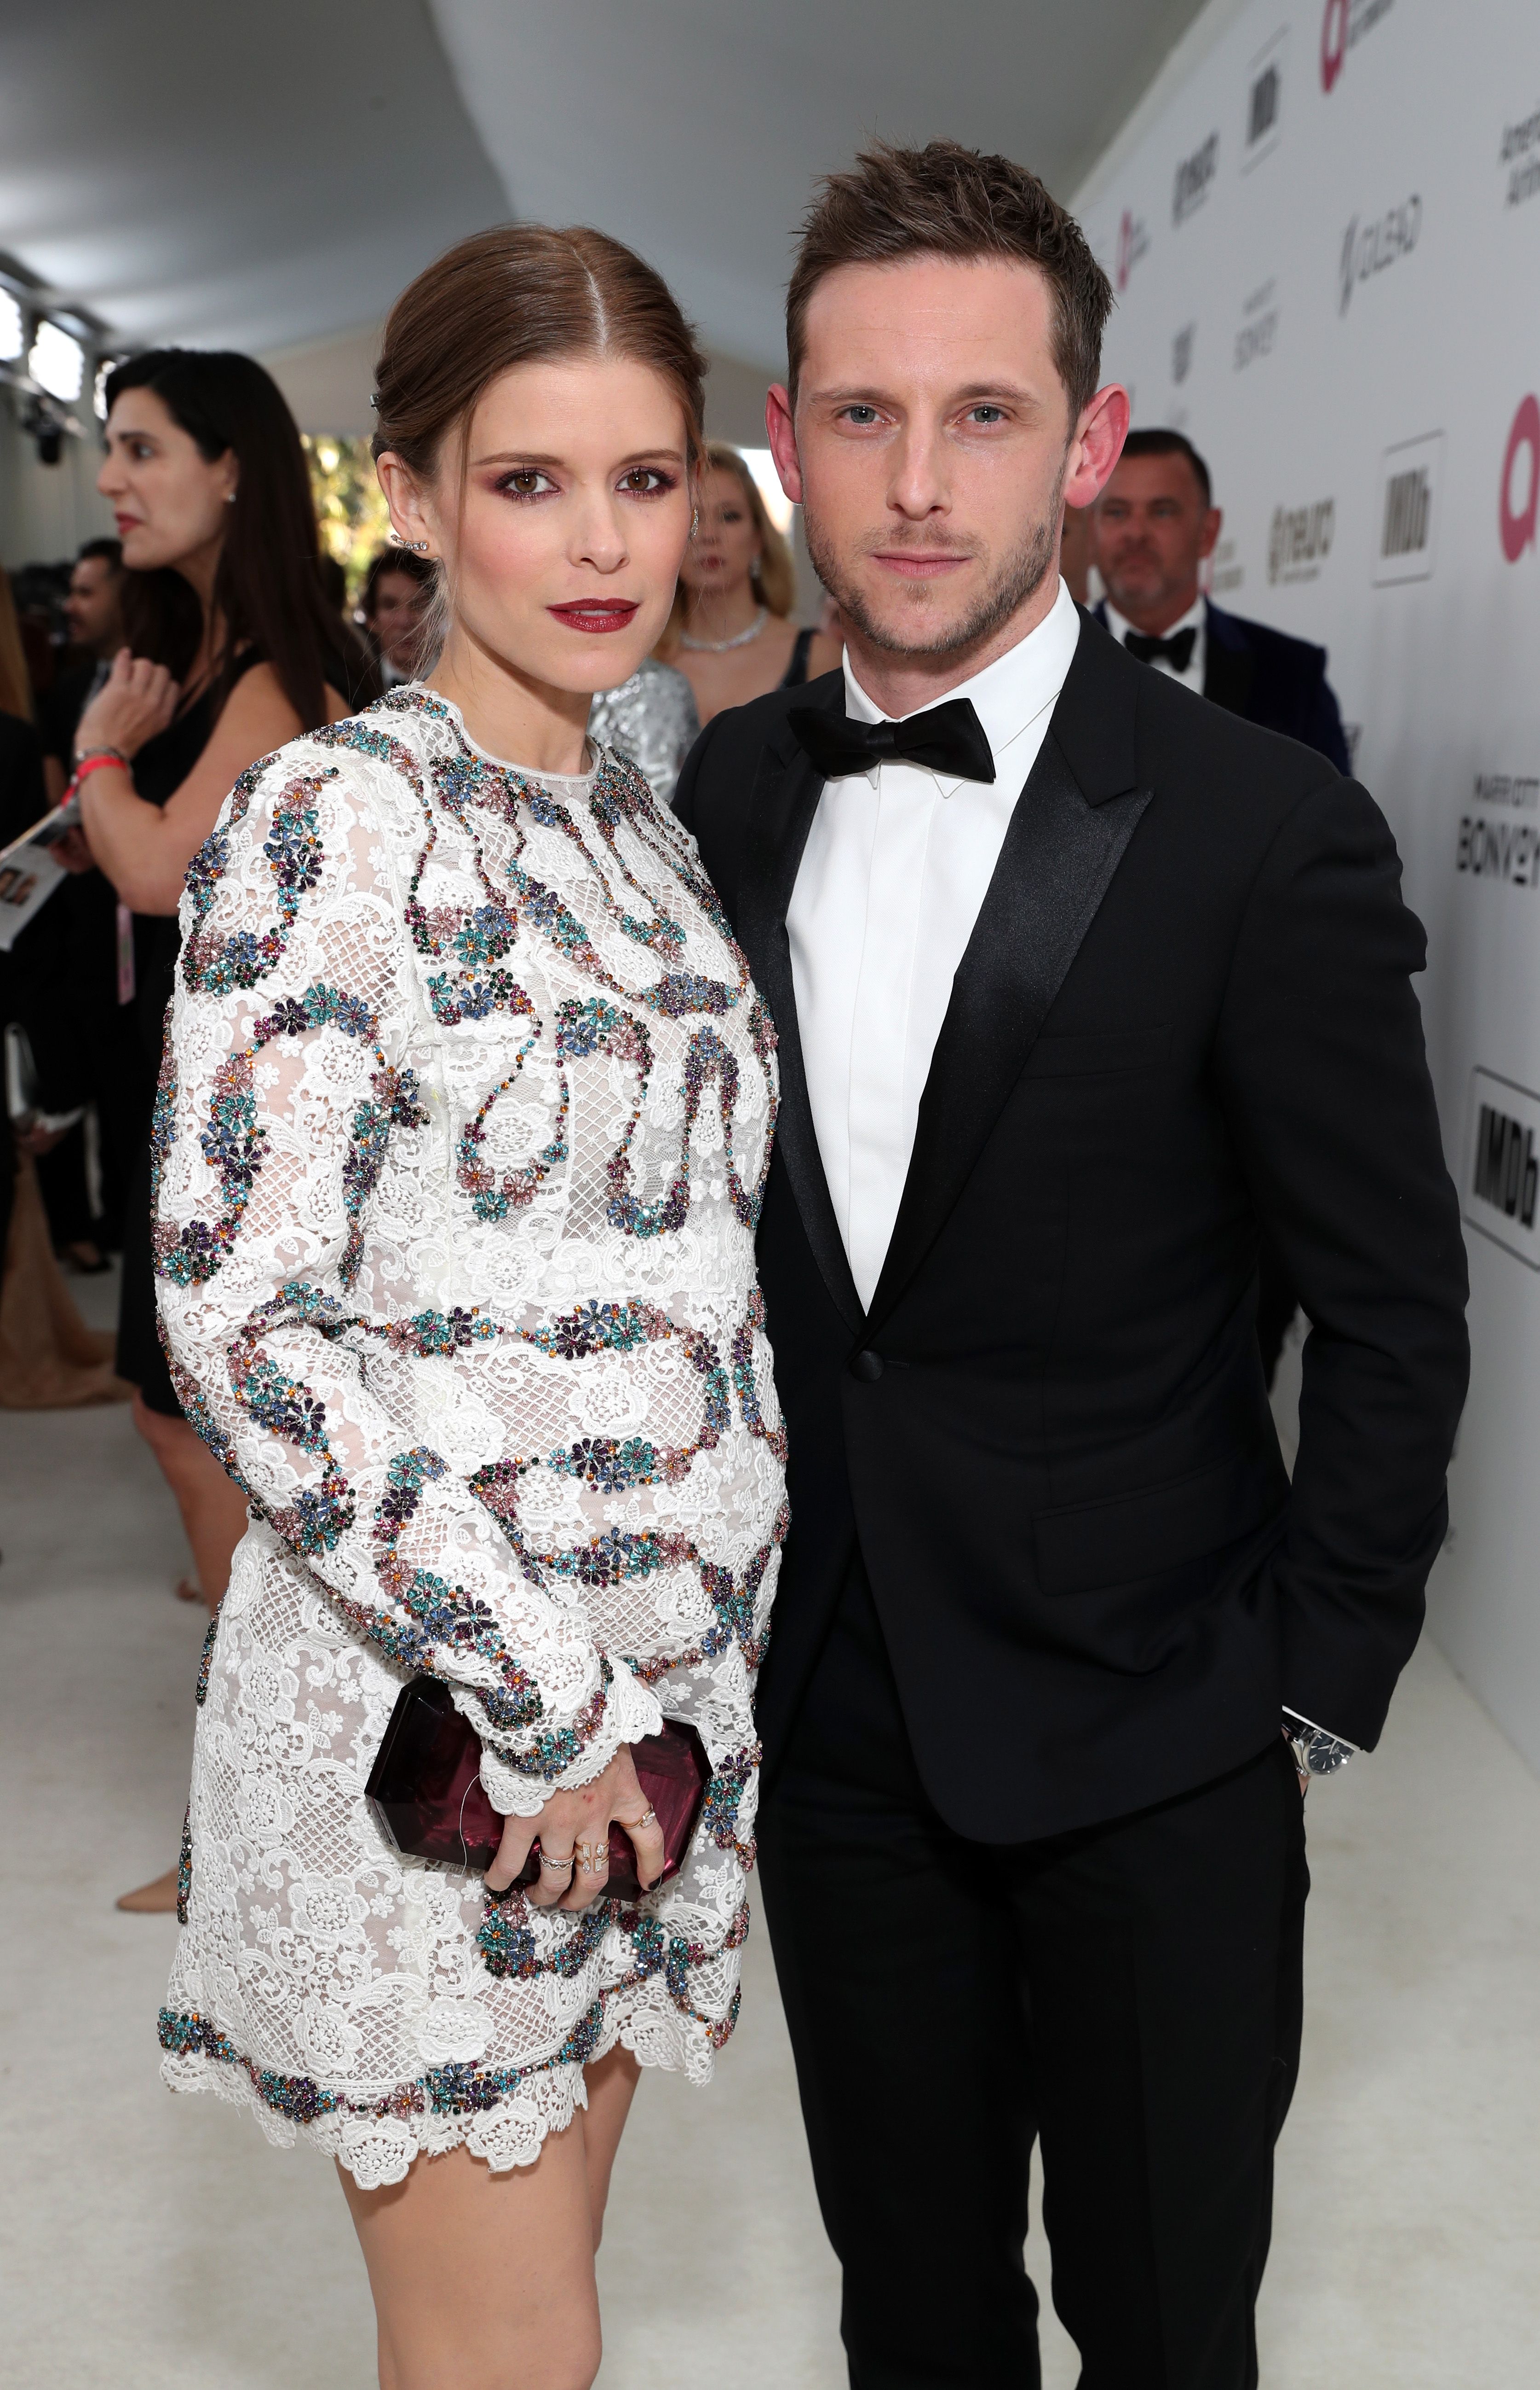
[154,227,785,2388]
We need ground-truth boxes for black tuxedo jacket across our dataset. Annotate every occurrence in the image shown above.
[674,619,1467,1842]
[1094,596,1351,772]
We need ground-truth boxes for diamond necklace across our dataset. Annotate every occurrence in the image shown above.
[679,604,769,654]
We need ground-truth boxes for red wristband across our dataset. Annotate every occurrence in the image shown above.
[66,751,130,799]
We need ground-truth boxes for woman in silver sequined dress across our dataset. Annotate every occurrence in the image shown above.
[587,650,699,804]
[154,227,784,2390]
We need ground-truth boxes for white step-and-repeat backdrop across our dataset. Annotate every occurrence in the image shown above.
[1076,0,1540,1770]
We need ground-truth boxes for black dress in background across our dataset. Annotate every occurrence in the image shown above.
[115,653,265,1413]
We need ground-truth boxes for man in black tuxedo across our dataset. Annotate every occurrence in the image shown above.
[1092,429,1351,1380]
[675,141,1468,2390]
[1090,428,1351,770]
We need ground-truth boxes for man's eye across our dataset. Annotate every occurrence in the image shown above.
[967,406,1006,425]
[842,406,880,426]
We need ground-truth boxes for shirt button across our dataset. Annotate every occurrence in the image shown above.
[849,1350,885,1382]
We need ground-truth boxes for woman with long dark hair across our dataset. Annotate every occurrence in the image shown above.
[71,349,377,1908]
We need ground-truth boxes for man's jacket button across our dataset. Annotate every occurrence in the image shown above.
[850,1350,884,1382]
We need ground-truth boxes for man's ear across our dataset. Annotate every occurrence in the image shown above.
[1199,505,1223,562]
[1064,385,1131,510]
[766,385,804,506]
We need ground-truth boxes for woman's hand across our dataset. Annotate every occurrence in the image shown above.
[73,648,179,763]
[485,1745,666,1912]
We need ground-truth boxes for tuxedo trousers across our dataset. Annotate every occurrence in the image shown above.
[756,1553,1309,2390]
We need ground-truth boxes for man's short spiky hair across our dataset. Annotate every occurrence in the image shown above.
[786,139,1114,422]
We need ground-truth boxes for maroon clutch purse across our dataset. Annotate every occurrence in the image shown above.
[364,1674,708,1903]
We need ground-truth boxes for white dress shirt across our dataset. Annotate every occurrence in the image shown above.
[787,576,1080,1309]
[1102,593,1206,694]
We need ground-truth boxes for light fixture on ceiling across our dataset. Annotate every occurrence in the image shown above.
[0,289,23,363]
[30,319,85,402]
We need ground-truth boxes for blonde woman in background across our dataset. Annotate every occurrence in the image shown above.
[660,440,838,722]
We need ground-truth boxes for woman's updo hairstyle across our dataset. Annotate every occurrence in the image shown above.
[373,226,707,656]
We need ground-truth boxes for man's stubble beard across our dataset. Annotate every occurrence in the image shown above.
[803,454,1068,664]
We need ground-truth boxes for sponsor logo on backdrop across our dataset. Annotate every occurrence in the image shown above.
[1116,208,1150,291]
[1456,770,1540,890]
[1464,1069,1540,1268]
[1500,395,1540,561]
[1244,30,1287,169]
[1339,195,1420,315]
[1171,323,1195,384]
[1269,498,1335,584]
[1234,279,1279,372]
[1501,109,1540,208]
[1372,432,1442,585]
[1210,536,1244,595]
[1172,132,1219,224]
[1321,0,1393,94]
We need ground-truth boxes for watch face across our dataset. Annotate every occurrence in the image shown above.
[1302,1730,1352,1778]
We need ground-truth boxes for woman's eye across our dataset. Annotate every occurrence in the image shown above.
[499,468,555,500]
[618,467,672,495]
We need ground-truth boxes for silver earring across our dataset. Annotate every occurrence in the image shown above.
[406,540,430,553]
[225,491,237,505]
[689,508,699,539]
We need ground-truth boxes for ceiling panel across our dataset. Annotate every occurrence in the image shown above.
[0,0,1208,363]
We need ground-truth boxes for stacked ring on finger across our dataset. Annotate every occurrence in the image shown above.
[574,1840,608,1875]
[619,1809,658,1832]
[538,1848,575,1875]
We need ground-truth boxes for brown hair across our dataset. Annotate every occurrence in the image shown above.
[1117,427,1212,506]
[656,441,796,656]
[0,572,32,723]
[787,140,1114,423]
[373,223,706,483]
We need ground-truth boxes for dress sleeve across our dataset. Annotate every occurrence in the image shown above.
[154,741,662,1813]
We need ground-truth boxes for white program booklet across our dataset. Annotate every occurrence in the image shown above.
[0,799,80,953]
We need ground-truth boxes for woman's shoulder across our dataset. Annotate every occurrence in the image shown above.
[218,690,437,840]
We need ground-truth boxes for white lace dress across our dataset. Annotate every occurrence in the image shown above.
[154,685,785,2189]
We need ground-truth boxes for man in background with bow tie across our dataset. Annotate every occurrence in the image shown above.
[675,139,1467,2390]
[1091,427,1351,773]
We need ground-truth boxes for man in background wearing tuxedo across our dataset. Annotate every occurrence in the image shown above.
[675,141,1468,2390]
[1092,429,1351,1380]
[1090,427,1351,770]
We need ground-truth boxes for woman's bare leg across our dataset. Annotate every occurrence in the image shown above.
[117,1395,251,1912]
[132,1393,249,1613]
[580,2043,641,2251]
[339,2120,604,2390]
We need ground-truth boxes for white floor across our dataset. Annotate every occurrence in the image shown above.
[3,1282,1538,2387]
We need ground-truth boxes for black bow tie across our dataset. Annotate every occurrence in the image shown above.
[788,695,995,786]
[1123,625,1197,673]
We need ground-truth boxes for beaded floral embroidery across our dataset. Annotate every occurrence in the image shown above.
[154,688,784,2187]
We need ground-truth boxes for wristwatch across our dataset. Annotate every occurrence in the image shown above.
[1282,1708,1357,1780]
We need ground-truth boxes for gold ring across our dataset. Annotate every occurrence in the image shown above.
[574,1840,608,1874]
[538,1849,574,1874]
[620,1809,657,1832]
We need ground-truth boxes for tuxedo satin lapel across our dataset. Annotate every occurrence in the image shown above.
[739,728,866,1334]
[865,725,1153,1334]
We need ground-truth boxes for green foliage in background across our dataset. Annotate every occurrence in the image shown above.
[303,434,391,599]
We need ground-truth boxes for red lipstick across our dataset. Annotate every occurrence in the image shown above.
[548,600,640,633]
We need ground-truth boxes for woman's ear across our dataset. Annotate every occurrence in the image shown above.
[376,451,436,558]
